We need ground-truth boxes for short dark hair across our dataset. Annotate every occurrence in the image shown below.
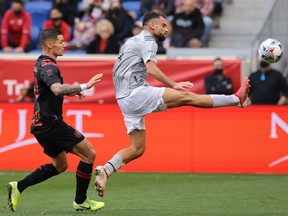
[39,28,62,47]
[214,57,223,62]
[142,11,166,27]
[12,0,24,5]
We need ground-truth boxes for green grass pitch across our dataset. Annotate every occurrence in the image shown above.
[1,171,288,215]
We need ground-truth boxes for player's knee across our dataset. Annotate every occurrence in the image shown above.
[133,145,146,158]
[55,163,68,173]
[180,92,194,105]
[88,148,96,163]
[80,148,96,164]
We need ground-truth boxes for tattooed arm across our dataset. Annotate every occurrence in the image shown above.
[50,73,103,96]
[50,83,81,96]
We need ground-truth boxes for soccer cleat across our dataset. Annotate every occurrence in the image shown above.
[94,166,108,197]
[73,197,105,211]
[7,181,20,212]
[235,77,250,108]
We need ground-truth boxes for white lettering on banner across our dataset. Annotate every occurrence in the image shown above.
[3,79,30,96]
[269,112,288,167]
[67,110,91,132]
[270,112,288,138]
[16,109,28,142]
[0,109,2,135]
[0,109,104,154]
[3,79,17,95]
[66,110,104,138]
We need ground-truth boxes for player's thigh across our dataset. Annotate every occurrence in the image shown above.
[71,139,96,162]
[163,88,213,108]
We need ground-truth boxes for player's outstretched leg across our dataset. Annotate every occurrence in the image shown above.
[235,77,250,107]
[73,197,105,211]
[7,182,20,212]
[94,166,108,197]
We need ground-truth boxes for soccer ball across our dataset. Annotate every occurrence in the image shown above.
[258,38,284,63]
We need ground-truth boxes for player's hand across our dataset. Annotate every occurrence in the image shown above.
[15,47,24,53]
[66,92,85,99]
[3,47,11,53]
[86,73,103,89]
[173,81,194,92]
[76,92,85,100]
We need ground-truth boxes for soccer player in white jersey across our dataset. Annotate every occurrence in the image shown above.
[95,11,250,197]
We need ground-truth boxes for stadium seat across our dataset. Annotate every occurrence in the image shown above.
[64,50,86,54]
[30,12,48,28]
[31,26,41,49]
[122,1,142,20]
[25,1,52,14]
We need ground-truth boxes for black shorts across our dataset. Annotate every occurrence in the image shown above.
[32,121,85,157]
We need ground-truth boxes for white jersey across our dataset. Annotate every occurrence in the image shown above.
[113,30,158,99]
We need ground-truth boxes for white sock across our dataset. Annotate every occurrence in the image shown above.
[209,95,239,107]
[104,154,125,176]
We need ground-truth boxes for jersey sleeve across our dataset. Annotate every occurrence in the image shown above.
[20,12,32,49]
[40,64,62,87]
[1,11,10,48]
[140,40,158,64]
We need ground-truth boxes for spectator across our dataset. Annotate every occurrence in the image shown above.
[52,0,78,27]
[174,0,183,14]
[196,0,214,47]
[248,60,288,105]
[174,0,214,46]
[1,0,32,53]
[69,16,96,50]
[211,0,223,28]
[170,0,204,47]
[141,0,175,17]
[80,0,107,21]
[105,0,134,45]
[43,8,70,43]
[86,19,119,54]
[204,57,234,95]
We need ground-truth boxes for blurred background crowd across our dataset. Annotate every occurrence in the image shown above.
[0,0,224,54]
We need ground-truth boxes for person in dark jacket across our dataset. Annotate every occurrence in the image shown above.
[204,57,234,95]
[171,0,204,47]
[141,0,175,16]
[249,60,288,105]
[52,0,78,27]
[86,19,119,54]
[105,0,134,45]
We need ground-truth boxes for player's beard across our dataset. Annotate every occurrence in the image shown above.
[155,32,166,42]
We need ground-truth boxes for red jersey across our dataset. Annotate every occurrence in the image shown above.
[43,20,70,42]
[1,10,31,48]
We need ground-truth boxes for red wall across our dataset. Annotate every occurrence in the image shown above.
[1,103,288,174]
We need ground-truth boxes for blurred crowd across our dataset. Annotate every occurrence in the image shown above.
[0,0,223,54]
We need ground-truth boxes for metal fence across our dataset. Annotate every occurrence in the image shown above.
[252,0,288,76]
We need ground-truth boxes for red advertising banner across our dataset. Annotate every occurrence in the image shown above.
[0,58,241,103]
[0,103,288,174]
